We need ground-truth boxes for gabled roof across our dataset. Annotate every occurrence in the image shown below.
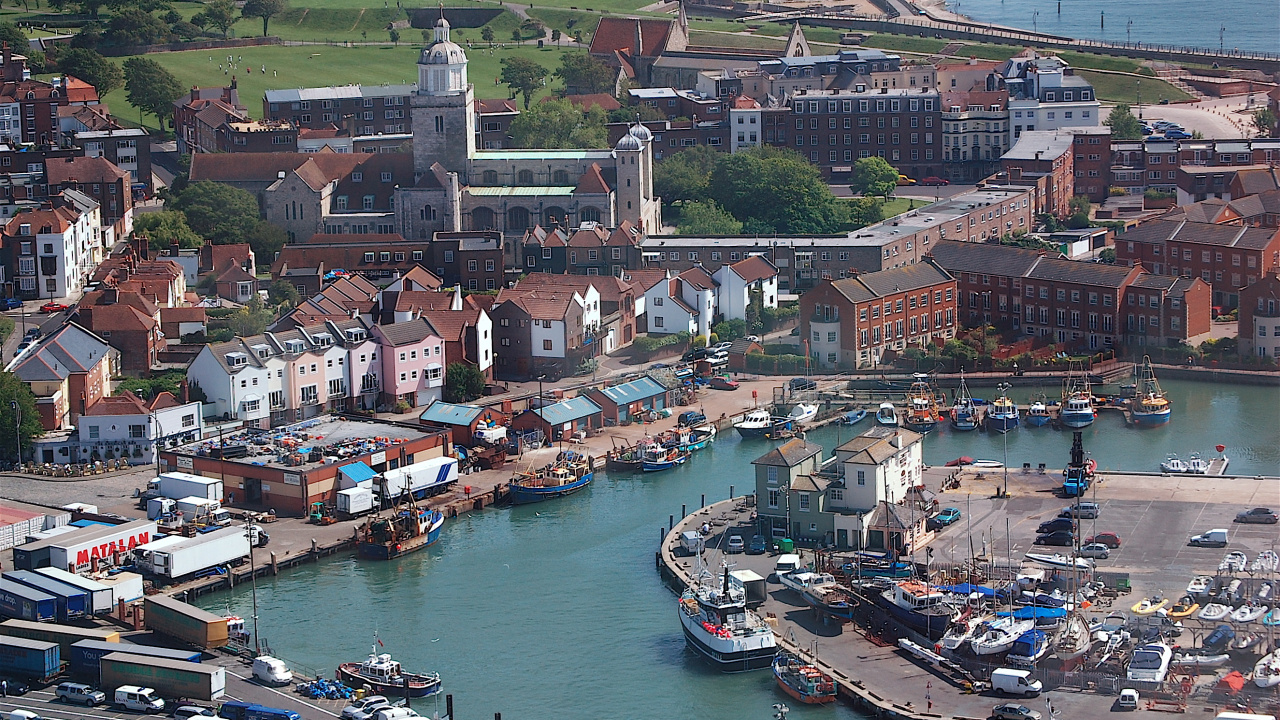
[11,322,112,382]
[866,501,912,530]
[829,259,953,303]
[752,438,823,467]
[83,390,149,416]
[376,318,442,347]
[727,255,778,284]
[515,272,632,305]
[418,400,484,426]
[531,396,602,425]
[565,224,609,247]
[495,287,581,321]
[418,307,481,342]
[575,163,612,194]
[1121,218,1280,251]
[45,155,128,185]
[592,376,666,405]
[1026,257,1136,288]
[927,240,1054,277]
[589,17,673,58]
[622,268,668,293]
[677,265,717,291]
[559,93,621,112]
[836,426,922,465]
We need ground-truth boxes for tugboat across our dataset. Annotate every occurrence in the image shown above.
[507,452,593,504]
[772,651,836,704]
[949,373,979,432]
[356,491,445,561]
[338,645,442,697]
[1130,356,1171,426]
[677,565,777,671]
[903,374,941,433]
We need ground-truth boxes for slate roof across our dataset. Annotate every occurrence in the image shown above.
[593,376,666,405]
[830,259,953,304]
[376,318,442,346]
[752,437,823,467]
[835,426,922,465]
[866,501,912,530]
[792,474,830,493]
[1025,257,1135,288]
[927,240,1055,277]
[11,323,111,382]
[1122,219,1280,251]
[532,396,602,425]
[418,400,485,426]
[1234,167,1280,196]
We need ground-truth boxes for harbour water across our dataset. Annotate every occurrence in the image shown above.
[198,378,1277,720]
[941,0,1277,55]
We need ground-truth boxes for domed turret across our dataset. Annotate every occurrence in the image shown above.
[417,13,468,95]
[628,124,653,143]
[615,133,643,152]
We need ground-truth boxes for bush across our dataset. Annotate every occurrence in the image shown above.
[633,331,690,354]
[745,350,810,374]
[0,315,13,342]
[713,318,746,342]
[1143,189,1175,200]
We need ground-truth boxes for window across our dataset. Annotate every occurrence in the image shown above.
[767,490,780,509]
[542,339,553,351]
[798,493,810,511]
[856,470,865,486]
[128,424,146,438]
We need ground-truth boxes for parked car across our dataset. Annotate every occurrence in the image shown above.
[1078,543,1111,559]
[747,535,768,555]
[1059,502,1100,519]
[931,508,961,527]
[707,352,729,366]
[711,341,732,353]
[991,704,1041,720]
[896,174,917,185]
[173,707,217,720]
[56,683,105,706]
[726,535,745,553]
[341,697,390,720]
[1,298,21,310]
[709,376,740,391]
[1034,530,1076,546]
[1085,532,1122,548]
[1037,518,1076,534]
[1116,688,1139,710]
[23,327,39,339]
[682,348,708,362]
[1235,507,1278,524]
[919,176,949,186]
[745,335,761,343]
[39,302,68,313]
[1164,130,1192,139]
[1188,528,1228,547]
[0,677,29,696]
[788,377,817,392]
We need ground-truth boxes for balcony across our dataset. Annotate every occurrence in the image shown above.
[300,395,319,406]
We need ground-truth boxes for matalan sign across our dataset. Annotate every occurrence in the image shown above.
[75,532,150,567]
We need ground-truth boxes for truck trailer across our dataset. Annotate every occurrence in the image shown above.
[12,520,156,573]
[134,526,249,580]
[98,652,225,701]
[0,579,56,622]
[142,596,228,648]
[0,636,60,681]
[336,487,374,518]
[0,619,120,654]
[3,571,89,622]
[142,472,223,504]
[69,640,201,678]
[33,569,114,615]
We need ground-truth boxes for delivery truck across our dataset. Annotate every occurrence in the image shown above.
[0,619,119,654]
[3,571,88,622]
[98,652,225,701]
[174,498,231,526]
[140,472,223,505]
[33,569,114,615]
[69,640,201,679]
[142,596,228,648]
[336,487,374,518]
[380,456,457,499]
[134,526,249,580]
[0,579,56,622]
[0,636,60,682]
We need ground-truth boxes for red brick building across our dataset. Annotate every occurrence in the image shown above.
[1121,273,1212,348]
[1239,271,1280,359]
[1000,130,1075,218]
[73,288,162,377]
[1070,126,1111,203]
[1115,219,1280,308]
[216,119,298,153]
[45,155,133,232]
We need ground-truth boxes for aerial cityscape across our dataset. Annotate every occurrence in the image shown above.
[0,0,1272,718]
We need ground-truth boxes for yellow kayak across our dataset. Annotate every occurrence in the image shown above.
[1132,597,1168,616]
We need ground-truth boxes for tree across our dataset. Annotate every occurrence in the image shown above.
[850,156,898,198]
[1098,247,1117,264]
[227,297,273,336]
[1103,103,1144,140]
[169,181,261,244]
[481,26,494,44]
[0,372,43,464]
[500,56,546,109]
[107,8,171,46]
[444,362,486,403]
[268,279,301,307]
[511,28,522,45]
[247,220,288,259]
[0,22,27,52]
[241,0,286,37]
[172,20,202,40]
[57,48,123,96]
[607,104,663,124]
[195,0,237,37]
[653,145,720,203]
[708,146,847,234]
[1254,108,1278,136]
[133,210,203,251]
[508,97,608,148]
[554,52,614,94]
[1068,195,1091,216]
[77,0,106,18]
[551,28,561,44]
[677,200,742,235]
[388,28,400,45]
[846,197,884,229]
[123,57,183,127]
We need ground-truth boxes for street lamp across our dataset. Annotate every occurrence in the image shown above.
[1126,19,1132,44]
[10,400,18,468]
[1032,10,1038,33]
[997,383,1010,498]
[244,516,260,653]
[1220,25,1225,54]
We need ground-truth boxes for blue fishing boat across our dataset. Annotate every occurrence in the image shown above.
[641,444,687,472]
[949,374,978,432]
[1060,364,1095,428]
[987,390,1019,434]
[1025,395,1052,427]
[801,584,858,621]
[875,580,962,640]
[508,452,593,504]
[684,424,716,451]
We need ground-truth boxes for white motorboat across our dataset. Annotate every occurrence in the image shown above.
[733,409,775,438]
[1197,603,1231,621]
[1220,551,1248,573]
[875,402,898,426]
[1231,603,1269,624]
[1255,581,1275,606]
[1160,454,1188,473]
[1127,642,1173,683]
[970,618,1035,656]
[971,460,1004,469]
[1255,650,1280,689]
[778,571,837,595]
[938,615,988,652]
[1024,552,1094,571]
[1186,576,1213,597]
[1006,629,1050,665]
[1185,453,1209,474]
[1252,551,1280,574]
[787,403,818,424]
[1172,652,1231,670]
[678,567,778,672]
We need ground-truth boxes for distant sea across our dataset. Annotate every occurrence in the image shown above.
[942,0,1279,55]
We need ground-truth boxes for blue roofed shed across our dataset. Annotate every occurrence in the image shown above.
[338,461,377,489]
[511,396,603,441]
[417,401,508,446]
[583,376,669,423]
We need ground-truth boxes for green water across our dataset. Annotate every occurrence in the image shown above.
[197,379,1277,720]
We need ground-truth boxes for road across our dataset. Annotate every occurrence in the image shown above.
[2,305,71,368]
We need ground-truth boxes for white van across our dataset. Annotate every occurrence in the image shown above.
[774,554,802,576]
[370,707,419,720]
[113,686,164,712]
[252,656,293,686]
[9,710,42,720]
[991,668,1042,697]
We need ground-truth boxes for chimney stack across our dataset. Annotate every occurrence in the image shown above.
[104,287,118,305]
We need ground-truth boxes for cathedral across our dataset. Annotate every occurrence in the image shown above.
[394,14,663,240]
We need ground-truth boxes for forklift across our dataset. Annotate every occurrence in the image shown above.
[308,501,336,525]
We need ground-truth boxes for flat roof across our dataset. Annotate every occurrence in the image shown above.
[473,150,612,161]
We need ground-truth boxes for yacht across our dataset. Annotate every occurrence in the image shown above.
[787,403,818,424]
[949,373,978,432]
[734,408,774,439]
[1006,629,1050,665]
[987,388,1019,434]
[970,617,1035,655]
[1126,642,1173,683]
[678,567,778,672]
[875,402,898,426]
[1130,356,1171,426]
[1025,395,1052,428]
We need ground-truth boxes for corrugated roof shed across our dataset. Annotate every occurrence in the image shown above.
[534,396,602,425]
[418,401,484,426]
[596,376,666,405]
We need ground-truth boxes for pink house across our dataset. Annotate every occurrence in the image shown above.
[372,318,446,409]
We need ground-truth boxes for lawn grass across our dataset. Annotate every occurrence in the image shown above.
[859,34,948,55]
[1056,51,1141,74]
[879,196,918,217]
[525,8,602,40]
[1076,69,1191,104]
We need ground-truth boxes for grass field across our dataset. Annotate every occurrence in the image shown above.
[1076,70,1191,105]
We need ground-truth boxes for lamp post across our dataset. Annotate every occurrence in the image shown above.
[997,383,1011,498]
[1032,10,1038,33]
[1126,19,1132,44]
[244,516,260,653]
[10,400,18,468]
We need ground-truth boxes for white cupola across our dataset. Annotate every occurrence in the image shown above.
[417,12,468,96]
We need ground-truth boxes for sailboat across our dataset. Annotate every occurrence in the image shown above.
[949,373,978,432]
[903,374,940,433]
[1060,363,1096,428]
[1130,356,1171,426]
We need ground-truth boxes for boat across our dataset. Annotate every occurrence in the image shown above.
[1232,632,1264,653]
[1171,652,1231,670]
[1185,452,1209,474]
[1265,608,1280,627]
[1006,629,1050,665]
[1025,395,1052,428]
[949,373,979,432]
[778,571,837,596]
[938,615,988,652]
[1220,551,1248,574]
[641,445,687,473]
[903,375,941,432]
[1130,356,1172,426]
[1131,596,1167,616]
[1160,454,1188,473]
[1024,553,1094,571]
[1053,613,1092,661]
[507,452,593,504]
[338,648,441,697]
[678,566,778,672]
[787,403,818,424]
[1186,576,1214,597]
[801,584,859,621]
[356,492,445,561]
[1255,650,1280,688]
[844,560,914,579]
[836,408,867,425]
[1126,642,1173,683]
[772,651,836,704]
[971,460,1004,469]
[1231,603,1269,624]
[684,424,716,452]
[1166,596,1201,620]
[970,618,1035,656]
[605,439,651,473]
[1059,365,1096,428]
[875,402,898,426]
[1197,603,1232,621]
[1091,613,1130,646]
[1251,551,1279,574]
[1254,582,1275,605]
[986,388,1019,434]
[876,580,962,640]
[734,408,775,438]
[944,456,974,467]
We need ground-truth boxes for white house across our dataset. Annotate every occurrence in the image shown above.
[712,255,778,322]
[2,200,100,301]
[642,267,718,340]
[829,426,924,512]
[32,390,204,465]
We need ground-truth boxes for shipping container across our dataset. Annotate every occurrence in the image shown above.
[3,571,88,622]
[0,579,56,622]
[96,572,144,605]
[143,596,228,648]
[0,619,120,655]
[149,473,222,503]
[134,526,249,580]
[98,652,225,701]
[69,640,201,678]
[0,636,60,681]
[336,488,373,518]
[33,569,113,615]
[13,520,157,573]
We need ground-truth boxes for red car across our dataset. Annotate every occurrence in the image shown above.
[1085,532,1122,548]
[39,302,68,313]
[920,176,950,186]
[709,376,739,391]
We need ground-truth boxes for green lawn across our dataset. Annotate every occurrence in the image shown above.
[1076,70,1191,105]
[858,34,948,56]
[524,8,602,40]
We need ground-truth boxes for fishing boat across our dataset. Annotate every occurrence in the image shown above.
[772,651,836,704]
[1053,613,1092,661]
[986,389,1019,434]
[338,648,442,697]
[903,375,941,432]
[1025,395,1052,428]
[1231,602,1269,624]
[1255,650,1280,688]
[1130,356,1171,426]
[836,408,867,425]
[683,424,717,452]
[801,584,859,621]
[507,452,593,504]
[1131,596,1167,616]
[876,580,961,640]
[1166,596,1200,620]
[1197,603,1232,621]
[605,439,651,473]
[356,493,445,561]
[787,404,819,424]
[949,373,979,432]
[1186,576,1214,597]
[970,618,1035,656]
[641,445,687,473]
[875,402,898,426]
[1160,454,1188,473]
[1060,365,1096,428]
[1185,453,1209,474]
[1220,551,1248,573]
[1126,642,1173,683]
[1252,551,1280,574]
[677,566,778,672]
[734,409,775,438]
[1006,629,1050,665]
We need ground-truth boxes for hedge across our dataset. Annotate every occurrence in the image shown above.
[633,331,690,353]
[745,351,810,374]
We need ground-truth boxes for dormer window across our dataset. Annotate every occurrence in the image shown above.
[284,339,305,353]
[253,344,271,359]
[313,333,334,347]
[345,329,366,342]
[226,352,248,367]
[380,172,392,182]
[352,172,363,182]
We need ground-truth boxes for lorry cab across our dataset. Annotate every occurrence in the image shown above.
[251,656,292,686]
[774,554,802,576]
[114,685,164,712]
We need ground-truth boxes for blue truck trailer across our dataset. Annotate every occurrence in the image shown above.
[0,636,60,681]
[3,571,88,623]
[0,579,57,622]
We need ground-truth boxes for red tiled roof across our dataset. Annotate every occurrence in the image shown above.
[678,265,717,290]
[419,307,481,341]
[476,98,519,114]
[731,95,760,109]
[727,255,777,284]
[189,152,365,185]
[45,156,127,185]
[622,268,667,292]
[515,272,632,305]
[3,206,78,235]
[83,391,149,416]
[160,306,208,322]
[589,17,673,58]
[148,391,183,411]
[575,163,611,194]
